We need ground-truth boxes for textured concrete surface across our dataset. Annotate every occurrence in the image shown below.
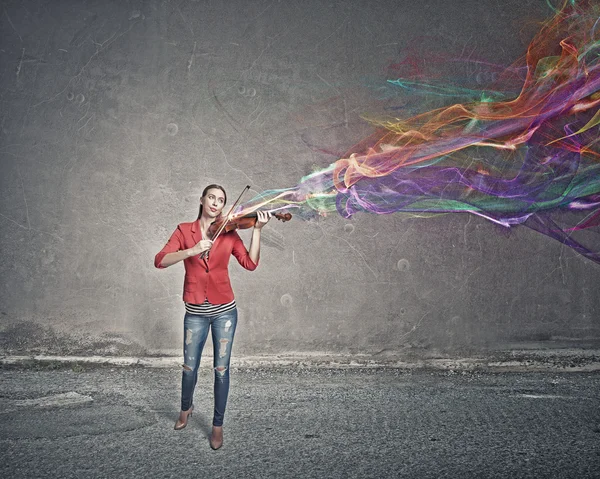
[1,366,599,478]
[1,0,599,357]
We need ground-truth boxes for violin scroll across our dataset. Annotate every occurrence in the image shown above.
[273,212,292,222]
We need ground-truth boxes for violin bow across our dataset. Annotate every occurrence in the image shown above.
[199,185,250,259]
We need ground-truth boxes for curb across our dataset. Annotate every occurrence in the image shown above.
[2,349,600,372]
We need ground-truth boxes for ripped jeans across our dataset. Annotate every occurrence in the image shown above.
[180,308,237,427]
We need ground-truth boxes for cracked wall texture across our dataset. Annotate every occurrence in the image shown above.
[1,0,599,357]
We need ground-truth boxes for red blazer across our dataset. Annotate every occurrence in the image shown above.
[154,219,258,304]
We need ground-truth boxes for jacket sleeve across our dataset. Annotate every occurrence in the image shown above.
[154,226,184,269]
[231,231,258,271]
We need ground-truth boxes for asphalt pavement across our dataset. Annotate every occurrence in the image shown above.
[0,363,599,479]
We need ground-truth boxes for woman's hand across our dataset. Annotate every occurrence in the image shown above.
[189,239,213,256]
[254,210,272,230]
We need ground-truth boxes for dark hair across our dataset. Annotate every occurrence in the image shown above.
[197,184,227,219]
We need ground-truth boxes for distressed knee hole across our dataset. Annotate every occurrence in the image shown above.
[218,338,229,358]
[182,364,193,371]
[215,366,227,377]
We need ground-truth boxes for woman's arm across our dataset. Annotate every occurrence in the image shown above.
[155,225,213,269]
[159,240,213,267]
[159,248,192,268]
[248,211,271,264]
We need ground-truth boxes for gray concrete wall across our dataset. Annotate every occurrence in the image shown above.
[1,0,598,357]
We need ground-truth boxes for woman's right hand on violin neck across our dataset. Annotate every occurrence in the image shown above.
[188,239,213,256]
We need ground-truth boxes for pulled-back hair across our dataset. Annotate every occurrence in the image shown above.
[197,184,227,219]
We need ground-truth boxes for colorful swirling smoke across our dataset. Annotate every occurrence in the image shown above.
[238,0,600,263]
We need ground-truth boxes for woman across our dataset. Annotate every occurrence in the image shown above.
[154,184,270,450]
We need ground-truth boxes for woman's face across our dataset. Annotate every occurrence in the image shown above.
[201,188,226,218]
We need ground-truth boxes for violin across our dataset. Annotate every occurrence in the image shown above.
[206,211,292,240]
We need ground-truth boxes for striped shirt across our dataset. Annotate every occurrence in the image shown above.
[185,299,236,316]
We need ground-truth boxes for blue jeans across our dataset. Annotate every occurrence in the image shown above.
[180,308,237,427]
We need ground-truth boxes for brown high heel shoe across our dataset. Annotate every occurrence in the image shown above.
[174,405,194,430]
[209,425,223,450]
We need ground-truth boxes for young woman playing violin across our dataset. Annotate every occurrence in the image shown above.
[154,184,272,450]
